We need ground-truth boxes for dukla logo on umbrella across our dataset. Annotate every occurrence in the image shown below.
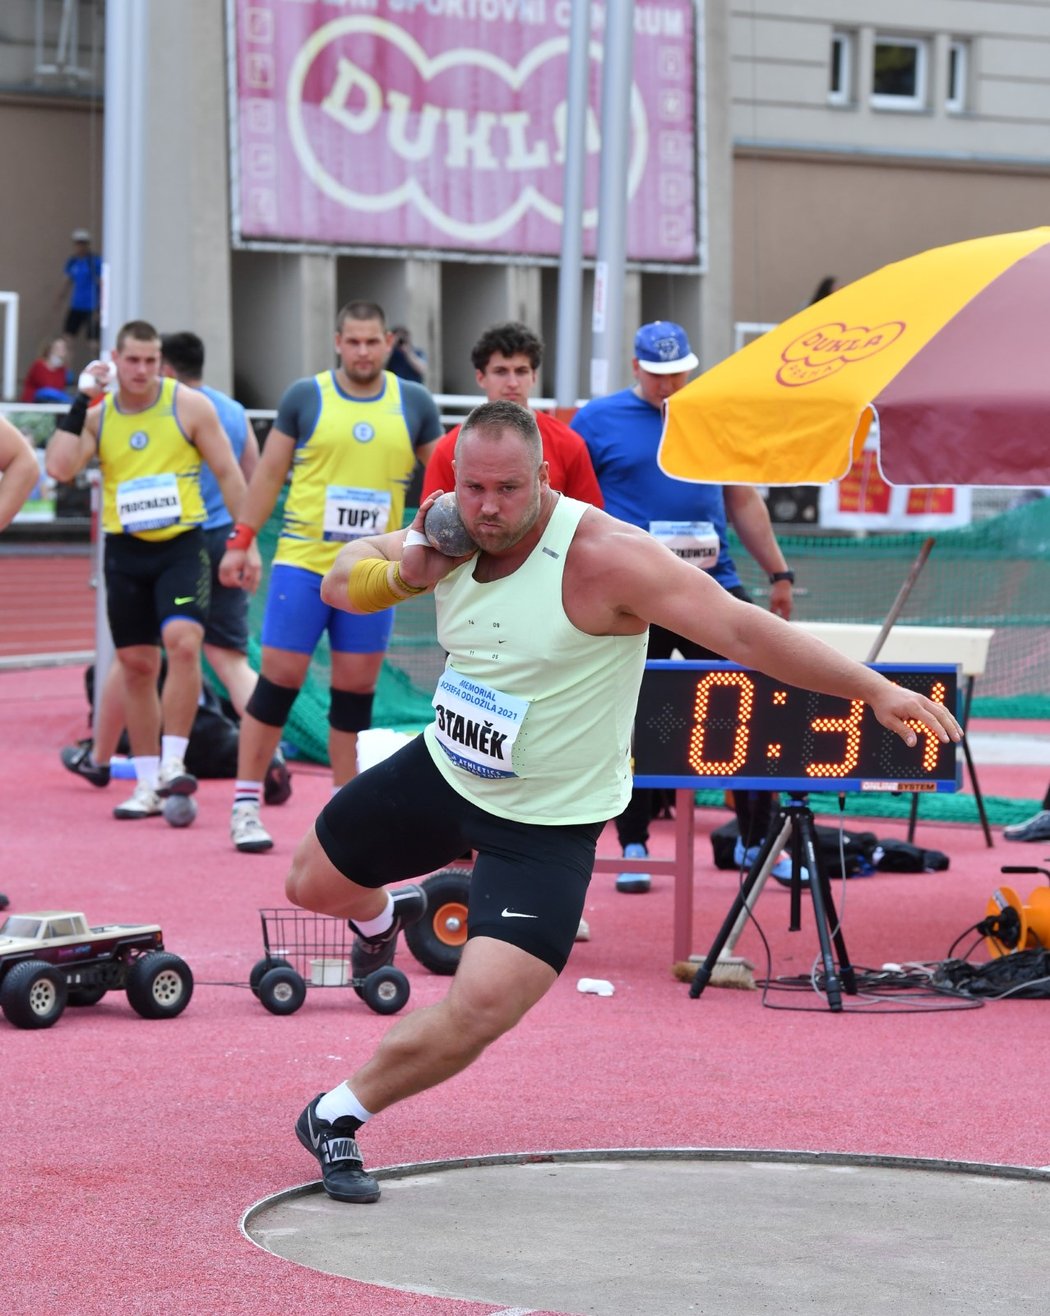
[777,321,906,387]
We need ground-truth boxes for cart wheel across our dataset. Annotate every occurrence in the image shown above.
[258,965,307,1015]
[405,867,471,975]
[249,956,292,998]
[360,966,410,1015]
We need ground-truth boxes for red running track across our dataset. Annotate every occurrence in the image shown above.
[0,547,97,659]
[3,663,1049,1315]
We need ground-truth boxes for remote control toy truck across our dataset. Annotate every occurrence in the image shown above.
[0,911,193,1029]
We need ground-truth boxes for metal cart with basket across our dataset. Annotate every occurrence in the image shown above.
[251,908,411,1016]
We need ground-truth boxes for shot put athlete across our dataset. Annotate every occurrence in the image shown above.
[283,400,961,1204]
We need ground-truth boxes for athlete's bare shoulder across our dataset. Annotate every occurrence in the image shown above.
[564,507,655,635]
[572,505,655,564]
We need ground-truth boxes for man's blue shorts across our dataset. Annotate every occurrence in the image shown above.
[261,562,395,655]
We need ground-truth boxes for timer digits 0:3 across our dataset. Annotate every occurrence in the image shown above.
[632,661,960,792]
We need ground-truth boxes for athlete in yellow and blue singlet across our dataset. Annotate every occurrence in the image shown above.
[222,300,442,851]
[44,319,253,821]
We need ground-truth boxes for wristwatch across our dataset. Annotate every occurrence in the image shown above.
[768,570,795,584]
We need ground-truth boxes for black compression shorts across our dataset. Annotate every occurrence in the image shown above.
[105,528,210,648]
[316,735,604,975]
[203,525,249,652]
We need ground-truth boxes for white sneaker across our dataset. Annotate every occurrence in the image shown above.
[231,801,274,853]
[113,783,162,820]
[575,917,591,942]
[157,759,198,798]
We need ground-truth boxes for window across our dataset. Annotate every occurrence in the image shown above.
[828,31,853,106]
[871,35,928,111]
[946,39,969,112]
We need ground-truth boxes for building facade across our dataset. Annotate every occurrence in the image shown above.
[1,0,1047,408]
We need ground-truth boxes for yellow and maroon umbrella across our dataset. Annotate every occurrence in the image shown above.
[660,228,1050,488]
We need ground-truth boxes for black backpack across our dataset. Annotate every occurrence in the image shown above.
[710,819,879,876]
[83,662,240,779]
[874,839,950,873]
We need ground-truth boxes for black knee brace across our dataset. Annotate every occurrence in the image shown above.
[246,674,299,728]
[328,688,374,733]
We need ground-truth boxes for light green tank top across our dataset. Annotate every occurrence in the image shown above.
[423,495,648,825]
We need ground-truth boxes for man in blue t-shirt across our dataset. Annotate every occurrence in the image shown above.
[572,321,799,890]
[159,332,262,719]
[58,229,102,341]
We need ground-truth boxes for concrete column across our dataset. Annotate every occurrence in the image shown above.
[621,271,643,375]
[137,0,235,391]
[506,265,542,328]
[231,251,336,409]
[930,33,949,118]
[856,27,875,105]
[698,0,733,369]
[300,254,339,373]
[403,259,442,391]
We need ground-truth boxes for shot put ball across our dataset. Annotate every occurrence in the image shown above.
[424,492,477,557]
[163,794,198,828]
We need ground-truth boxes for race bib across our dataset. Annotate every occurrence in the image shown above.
[431,670,529,779]
[116,473,182,533]
[323,486,390,542]
[650,520,719,570]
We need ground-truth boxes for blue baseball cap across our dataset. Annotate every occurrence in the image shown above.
[633,321,699,374]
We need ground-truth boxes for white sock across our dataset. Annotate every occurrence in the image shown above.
[161,734,189,767]
[316,1084,373,1125]
[234,780,263,807]
[134,755,159,788]
[351,891,394,937]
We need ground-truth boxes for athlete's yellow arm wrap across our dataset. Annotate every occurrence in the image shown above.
[348,557,424,613]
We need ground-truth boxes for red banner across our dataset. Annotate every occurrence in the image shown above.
[232,0,698,262]
[818,440,972,530]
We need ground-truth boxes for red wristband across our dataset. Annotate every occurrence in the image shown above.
[226,522,256,551]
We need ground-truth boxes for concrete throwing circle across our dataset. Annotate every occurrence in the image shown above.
[243,1149,1050,1315]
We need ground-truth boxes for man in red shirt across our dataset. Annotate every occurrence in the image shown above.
[421,322,603,509]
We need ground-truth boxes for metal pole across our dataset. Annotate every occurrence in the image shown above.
[0,292,19,401]
[95,0,150,689]
[554,0,591,408]
[589,0,635,398]
[101,0,148,350]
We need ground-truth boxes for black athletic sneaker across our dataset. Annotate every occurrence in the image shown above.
[60,740,111,788]
[295,1095,380,1203]
[349,884,428,980]
[264,750,292,806]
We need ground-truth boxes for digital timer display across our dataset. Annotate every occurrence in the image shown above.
[632,661,960,792]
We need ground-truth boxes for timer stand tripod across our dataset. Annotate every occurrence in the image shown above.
[689,793,858,1012]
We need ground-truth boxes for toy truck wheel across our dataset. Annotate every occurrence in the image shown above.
[361,966,410,1015]
[250,956,292,997]
[404,868,471,975]
[68,984,108,1006]
[1,959,69,1029]
[125,952,194,1019]
[258,965,307,1015]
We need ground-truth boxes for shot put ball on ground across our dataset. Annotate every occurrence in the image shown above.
[163,795,198,828]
